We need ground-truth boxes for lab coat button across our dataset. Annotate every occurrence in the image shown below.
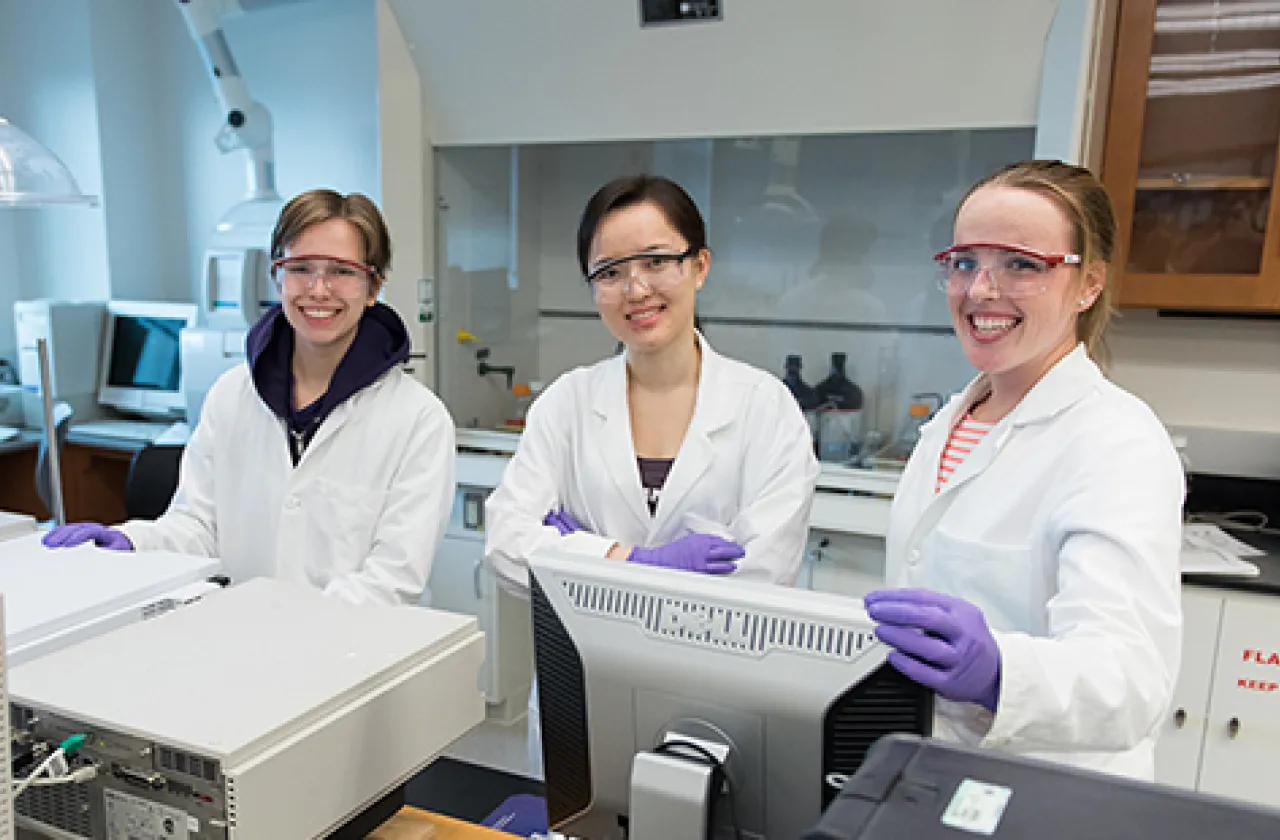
[909,549,921,564]
[285,496,301,510]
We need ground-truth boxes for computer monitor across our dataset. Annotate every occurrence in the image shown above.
[97,301,198,419]
[528,551,932,840]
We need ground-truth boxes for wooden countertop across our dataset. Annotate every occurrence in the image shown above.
[370,807,512,840]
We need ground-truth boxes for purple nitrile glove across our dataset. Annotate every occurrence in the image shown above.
[542,508,585,536]
[628,533,744,575]
[42,522,133,552]
[863,588,1001,714]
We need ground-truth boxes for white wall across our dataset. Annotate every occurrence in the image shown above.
[376,0,435,384]
[387,0,1058,145]
[157,0,382,303]
[1110,313,1280,477]
[0,1,22,367]
[0,0,110,327]
[89,0,190,302]
[0,0,382,369]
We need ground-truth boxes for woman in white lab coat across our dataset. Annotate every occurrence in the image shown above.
[485,175,820,593]
[42,190,455,606]
[864,160,1184,781]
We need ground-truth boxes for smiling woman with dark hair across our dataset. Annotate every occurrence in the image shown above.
[485,174,819,591]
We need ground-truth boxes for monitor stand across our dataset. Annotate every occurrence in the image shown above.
[629,732,733,840]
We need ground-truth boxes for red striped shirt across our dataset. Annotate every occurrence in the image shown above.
[937,414,995,492]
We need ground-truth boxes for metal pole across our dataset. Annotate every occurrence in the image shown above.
[36,338,66,526]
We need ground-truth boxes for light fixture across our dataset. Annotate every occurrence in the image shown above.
[215,194,284,236]
[0,116,98,207]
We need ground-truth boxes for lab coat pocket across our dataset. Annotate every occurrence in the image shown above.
[916,530,1036,634]
[300,479,386,583]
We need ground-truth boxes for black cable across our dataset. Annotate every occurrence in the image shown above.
[652,739,743,840]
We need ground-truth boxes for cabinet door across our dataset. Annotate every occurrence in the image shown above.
[1198,596,1280,807]
[1154,589,1223,790]
[427,535,498,701]
[806,532,886,599]
[1102,0,1280,311]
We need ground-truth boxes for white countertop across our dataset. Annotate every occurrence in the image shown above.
[456,428,902,490]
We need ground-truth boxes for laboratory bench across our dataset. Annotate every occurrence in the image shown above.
[0,431,45,519]
[375,807,509,840]
[0,434,144,525]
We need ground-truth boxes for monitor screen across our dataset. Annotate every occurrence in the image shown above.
[105,315,185,393]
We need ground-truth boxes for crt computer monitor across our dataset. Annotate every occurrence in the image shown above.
[528,551,932,840]
[97,301,198,419]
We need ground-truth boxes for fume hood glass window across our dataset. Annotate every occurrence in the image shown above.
[435,128,1034,444]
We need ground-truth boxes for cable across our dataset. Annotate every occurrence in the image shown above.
[11,735,89,800]
[12,751,64,800]
[14,765,97,788]
[1188,510,1279,537]
[652,739,744,840]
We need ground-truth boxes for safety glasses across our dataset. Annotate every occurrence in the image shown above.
[271,255,376,296]
[585,248,697,302]
[933,243,1081,299]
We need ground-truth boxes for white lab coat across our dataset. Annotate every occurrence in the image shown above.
[486,337,820,591]
[886,344,1184,780]
[119,364,456,606]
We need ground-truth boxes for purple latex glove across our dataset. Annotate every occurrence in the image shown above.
[628,533,744,575]
[542,508,585,536]
[863,588,1001,714]
[42,522,133,552]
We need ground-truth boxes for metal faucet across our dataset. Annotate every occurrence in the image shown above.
[476,348,515,391]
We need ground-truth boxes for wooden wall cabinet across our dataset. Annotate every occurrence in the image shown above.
[1102,0,1280,311]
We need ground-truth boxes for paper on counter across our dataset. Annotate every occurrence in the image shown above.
[1184,523,1266,557]
[1181,523,1263,577]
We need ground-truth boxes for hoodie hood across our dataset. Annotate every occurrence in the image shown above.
[247,302,411,427]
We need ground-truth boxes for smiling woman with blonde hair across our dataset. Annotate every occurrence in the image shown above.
[865,160,1184,781]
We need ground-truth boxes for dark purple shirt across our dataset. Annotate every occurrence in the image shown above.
[638,458,675,517]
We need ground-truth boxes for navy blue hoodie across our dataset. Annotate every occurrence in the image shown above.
[246,302,411,463]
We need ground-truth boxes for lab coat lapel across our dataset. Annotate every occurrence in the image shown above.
[899,377,994,556]
[590,355,650,533]
[293,390,356,470]
[649,341,731,537]
[935,344,1098,496]
[899,345,1101,556]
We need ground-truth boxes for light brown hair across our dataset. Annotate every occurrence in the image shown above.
[270,189,392,279]
[957,160,1117,368]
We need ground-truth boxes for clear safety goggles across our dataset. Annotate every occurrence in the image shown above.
[933,243,1081,299]
[585,248,697,302]
[271,255,376,296]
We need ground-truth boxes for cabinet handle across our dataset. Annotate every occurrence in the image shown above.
[1228,717,1241,739]
[473,558,484,600]
[1173,708,1187,728]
